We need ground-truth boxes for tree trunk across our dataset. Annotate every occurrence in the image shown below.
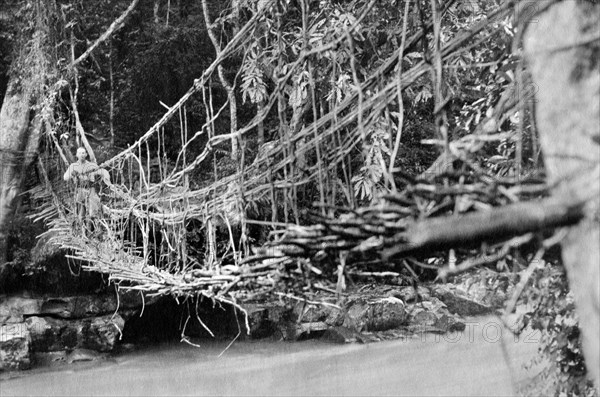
[0,81,39,264]
[0,0,57,266]
[524,0,600,386]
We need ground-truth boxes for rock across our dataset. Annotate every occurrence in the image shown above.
[66,348,104,364]
[293,301,344,326]
[59,291,150,318]
[243,303,290,339]
[0,323,31,370]
[343,296,407,332]
[342,301,371,332]
[86,315,125,351]
[26,314,124,352]
[431,270,517,316]
[322,326,359,344]
[437,314,466,332]
[31,351,68,366]
[430,285,492,316]
[393,286,431,303]
[355,332,382,343]
[26,316,77,352]
[367,297,407,331]
[244,306,327,341]
[405,297,466,334]
[1,291,151,324]
[282,322,329,341]
[0,296,42,324]
[412,310,438,327]
[40,296,113,318]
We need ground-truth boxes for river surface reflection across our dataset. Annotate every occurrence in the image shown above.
[1,316,541,396]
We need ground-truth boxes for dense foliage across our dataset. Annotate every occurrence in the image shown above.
[520,261,597,396]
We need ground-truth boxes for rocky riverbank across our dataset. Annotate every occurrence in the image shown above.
[1,268,517,371]
[244,268,516,343]
[0,291,151,370]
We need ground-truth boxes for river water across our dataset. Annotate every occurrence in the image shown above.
[1,316,541,396]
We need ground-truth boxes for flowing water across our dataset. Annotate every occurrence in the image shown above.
[1,316,541,396]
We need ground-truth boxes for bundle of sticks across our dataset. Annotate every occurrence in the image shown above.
[245,164,584,291]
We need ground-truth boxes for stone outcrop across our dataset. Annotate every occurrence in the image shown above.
[0,292,148,324]
[0,291,144,371]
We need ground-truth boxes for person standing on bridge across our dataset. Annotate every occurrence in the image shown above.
[63,147,110,232]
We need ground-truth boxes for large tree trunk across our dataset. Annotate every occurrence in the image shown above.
[0,80,41,264]
[524,0,600,385]
[0,1,52,266]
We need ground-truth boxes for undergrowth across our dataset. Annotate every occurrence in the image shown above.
[518,260,598,397]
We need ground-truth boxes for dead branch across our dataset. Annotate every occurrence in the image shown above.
[72,0,140,67]
[382,196,587,260]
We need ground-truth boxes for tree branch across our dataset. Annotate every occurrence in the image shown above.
[72,0,139,67]
[201,0,239,160]
[381,195,590,261]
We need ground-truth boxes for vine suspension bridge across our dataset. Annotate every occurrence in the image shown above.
[28,0,550,314]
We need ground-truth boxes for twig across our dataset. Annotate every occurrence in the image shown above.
[275,292,341,310]
[505,248,545,315]
[348,271,401,278]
